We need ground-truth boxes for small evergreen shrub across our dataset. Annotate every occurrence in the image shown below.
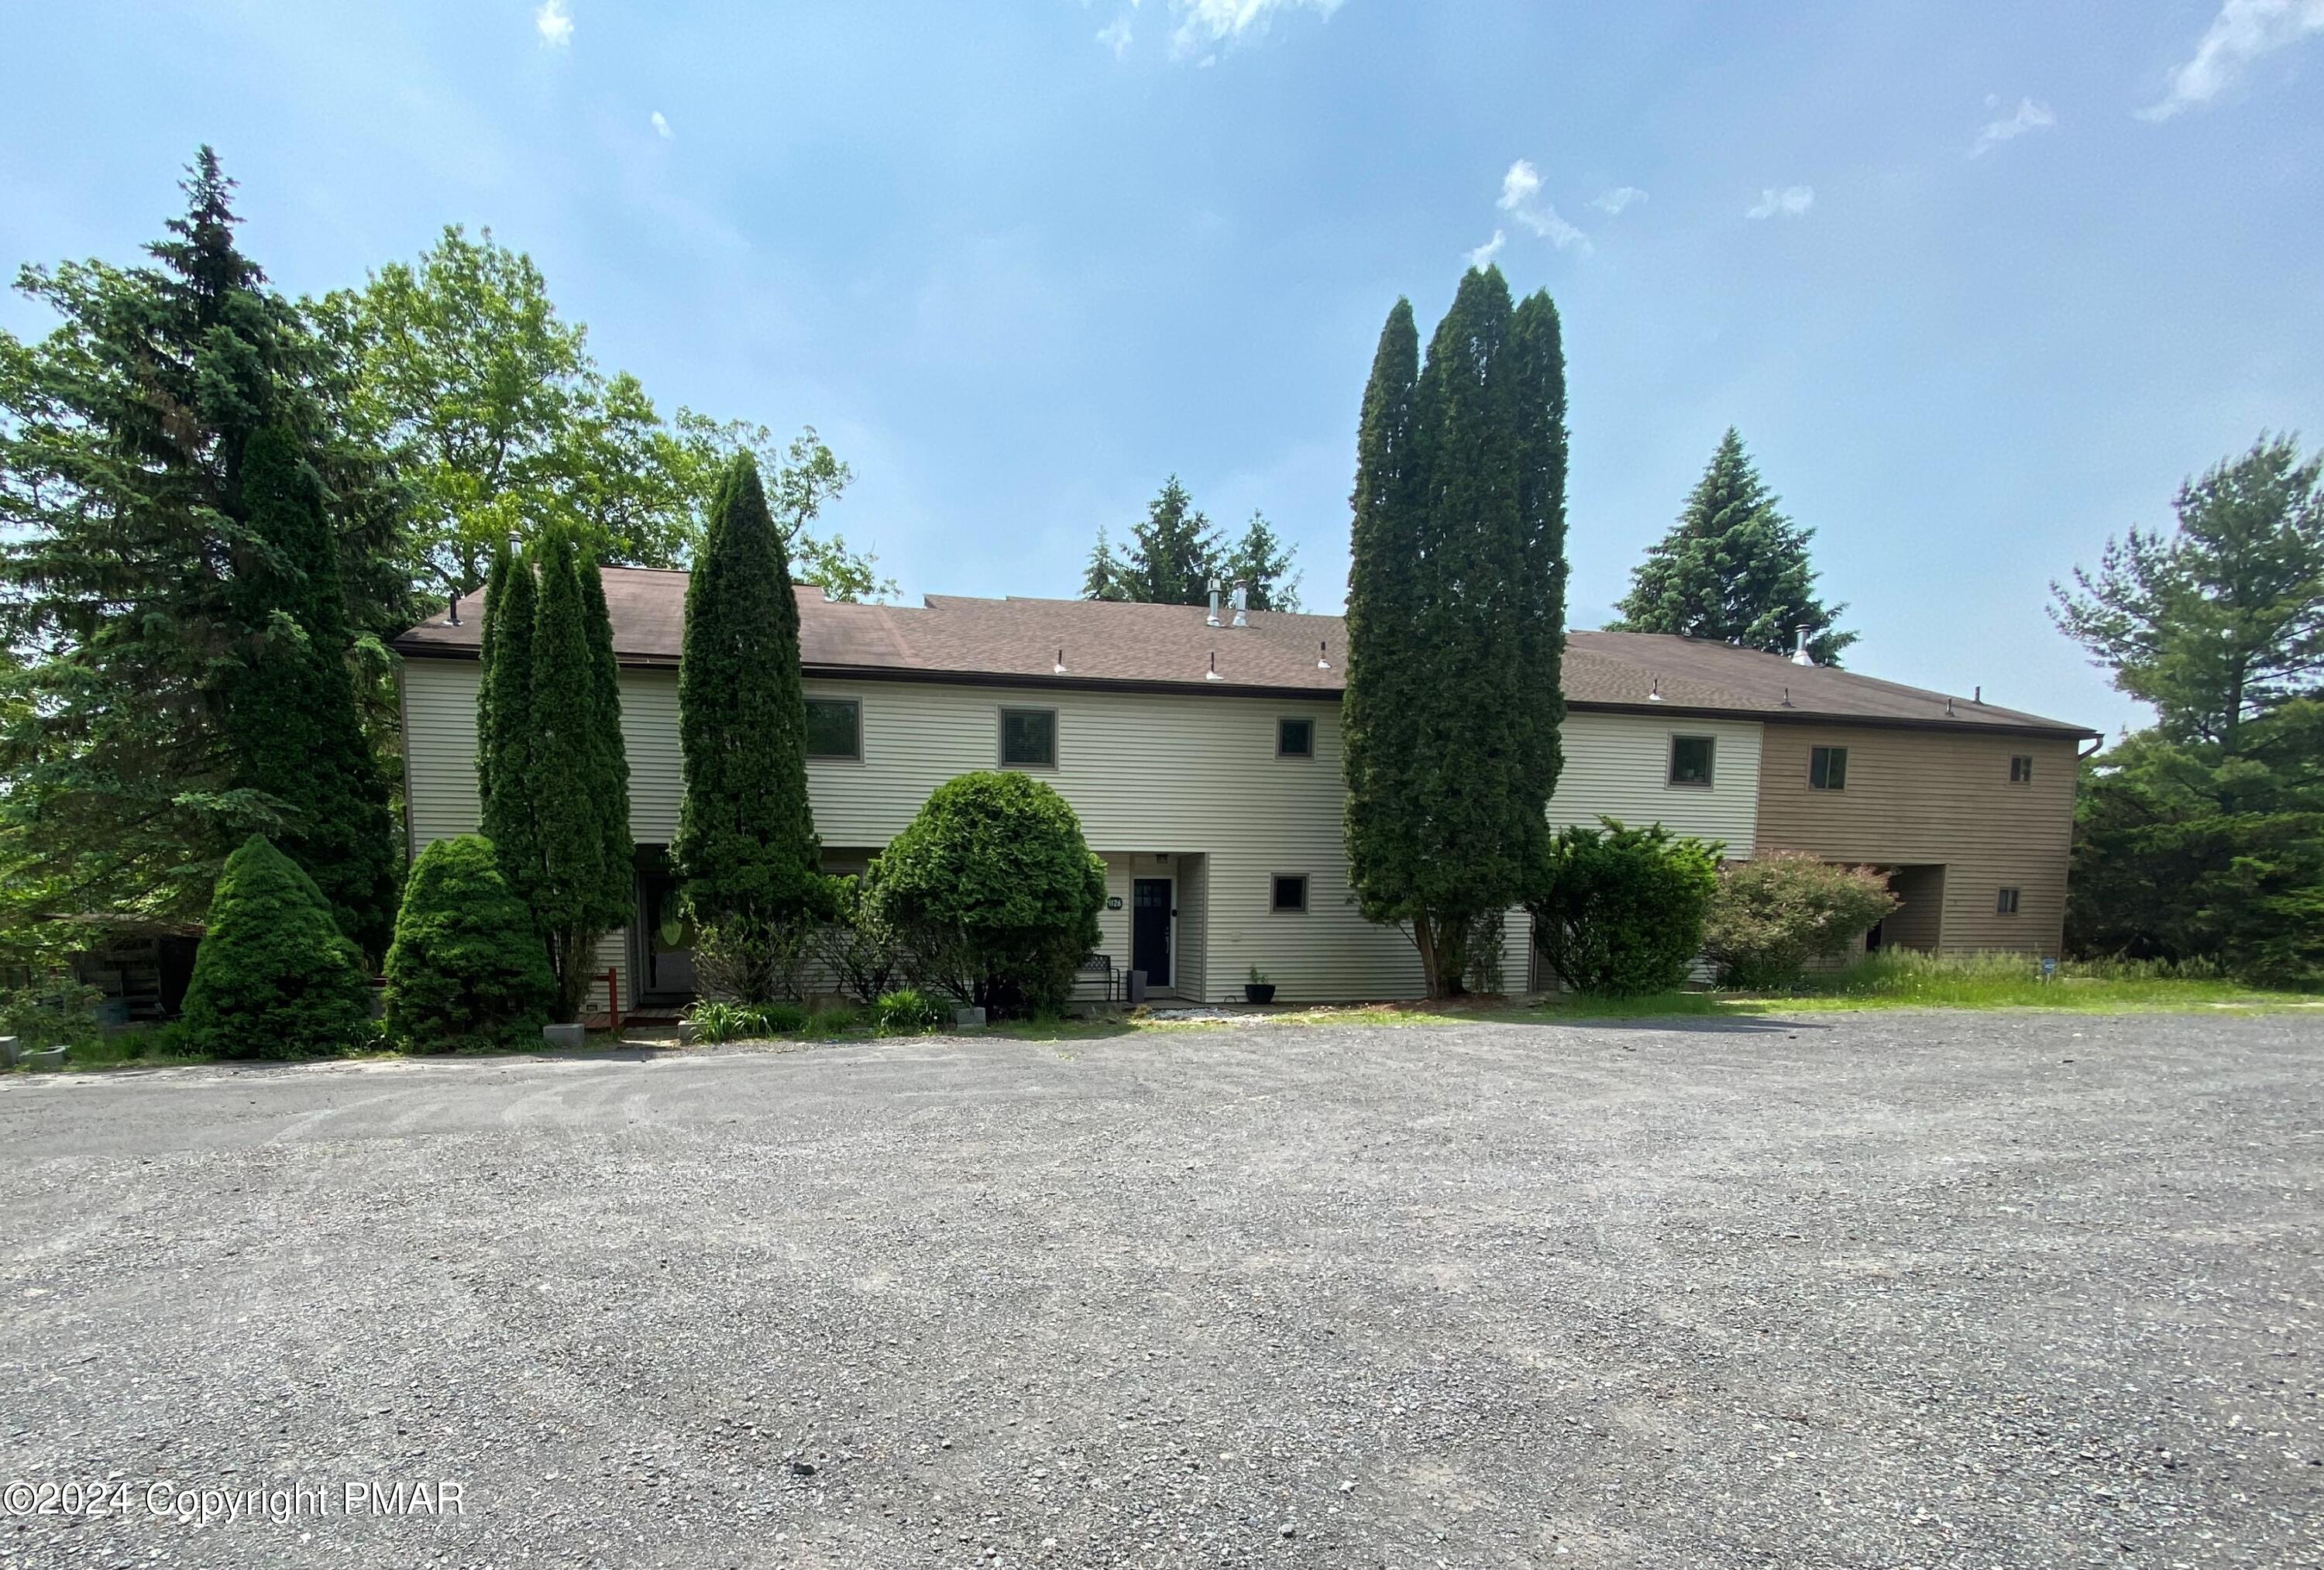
[180,835,374,1060]
[1528,819,1721,995]
[1703,852,1899,991]
[380,835,554,1052]
[871,987,947,1034]
[864,771,1105,1018]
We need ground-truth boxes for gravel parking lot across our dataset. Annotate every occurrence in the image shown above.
[2,1011,2319,1568]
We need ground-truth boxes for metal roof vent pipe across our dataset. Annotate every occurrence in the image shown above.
[1792,625,1813,666]
[1317,639,1331,671]
[1206,582,1222,627]
[1054,647,1067,675]
[1232,584,1250,628]
[447,593,462,627]
[1205,650,1222,682]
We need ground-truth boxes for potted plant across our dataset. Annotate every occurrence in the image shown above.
[1243,965,1276,1005]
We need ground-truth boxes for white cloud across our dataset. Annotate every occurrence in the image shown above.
[1465,230,1507,269]
[2144,0,2324,119]
[1497,159,1543,213]
[1745,184,1815,219]
[1096,14,1133,57]
[1972,96,2055,156]
[535,0,572,46]
[1492,159,1590,253]
[650,110,672,139]
[1591,185,1648,216]
[1168,0,1344,57]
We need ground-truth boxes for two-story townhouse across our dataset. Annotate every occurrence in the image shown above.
[393,571,2095,1009]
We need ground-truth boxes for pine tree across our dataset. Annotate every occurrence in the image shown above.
[179,834,373,1059]
[1611,428,1855,663]
[1342,269,1568,998]
[525,527,620,1020]
[476,539,540,912]
[673,455,826,995]
[0,148,404,922]
[223,425,399,958]
[1219,513,1303,612]
[1082,527,1130,601]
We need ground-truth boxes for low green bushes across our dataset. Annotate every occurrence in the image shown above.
[1528,819,1721,995]
[684,999,810,1043]
[180,834,374,1059]
[871,987,947,1034]
[381,835,552,1052]
[864,771,1105,1018]
[1703,852,1899,991]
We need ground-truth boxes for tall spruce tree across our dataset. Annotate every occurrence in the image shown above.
[224,425,400,958]
[1079,478,1301,609]
[524,527,629,1020]
[0,148,394,922]
[1611,428,1855,662]
[1219,513,1304,612]
[672,454,826,980]
[1342,269,1568,997]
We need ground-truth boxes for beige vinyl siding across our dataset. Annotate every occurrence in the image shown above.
[401,661,1431,1006]
[1755,725,2078,956]
[1545,712,1762,857]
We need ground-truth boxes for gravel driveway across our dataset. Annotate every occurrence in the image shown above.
[2,1011,2319,1568]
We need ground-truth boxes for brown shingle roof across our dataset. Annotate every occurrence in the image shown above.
[394,567,2095,738]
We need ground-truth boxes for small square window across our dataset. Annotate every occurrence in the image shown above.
[1000,707,1057,769]
[1669,735,1715,787]
[1810,745,1848,791]
[1270,874,1308,913]
[1996,887,2021,916]
[2009,754,2033,783]
[804,698,861,760]
[1277,716,1314,758]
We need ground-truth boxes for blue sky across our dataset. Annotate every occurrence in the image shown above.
[5,1,2322,738]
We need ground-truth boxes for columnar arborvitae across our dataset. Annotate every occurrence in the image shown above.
[1342,268,1569,997]
[673,455,825,936]
[1611,428,1855,663]
[476,539,540,910]
[526,526,623,1019]
[577,548,634,932]
[223,424,400,959]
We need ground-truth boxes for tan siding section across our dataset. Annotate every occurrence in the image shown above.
[1546,713,1762,857]
[1755,726,2078,956]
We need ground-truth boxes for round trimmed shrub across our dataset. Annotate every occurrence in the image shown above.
[863,771,1105,1018]
[180,834,374,1060]
[1528,819,1721,995]
[381,835,554,1052]
[1703,852,1900,991]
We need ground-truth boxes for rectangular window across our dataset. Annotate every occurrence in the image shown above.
[999,707,1057,769]
[2009,754,2033,783]
[1996,887,2020,916]
[804,698,861,760]
[1271,874,1308,913]
[1809,745,1848,791]
[1668,734,1716,788]
[1277,716,1314,758]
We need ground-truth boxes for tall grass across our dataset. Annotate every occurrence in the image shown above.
[1776,950,2306,1012]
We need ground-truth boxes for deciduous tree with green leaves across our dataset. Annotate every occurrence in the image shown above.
[1342,267,1569,998]
[672,454,829,1001]
[1612,428,1855,663]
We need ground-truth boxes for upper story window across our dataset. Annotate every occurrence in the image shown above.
[804,698,861,761]
[2009,754,2033,783]
[1668,734,1716,788]
[999,706,1058,770]
[1277,716,1314,758]
[1271,874,1309,913]
[1810,744,1848,791]
[1996,887,2021,916]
